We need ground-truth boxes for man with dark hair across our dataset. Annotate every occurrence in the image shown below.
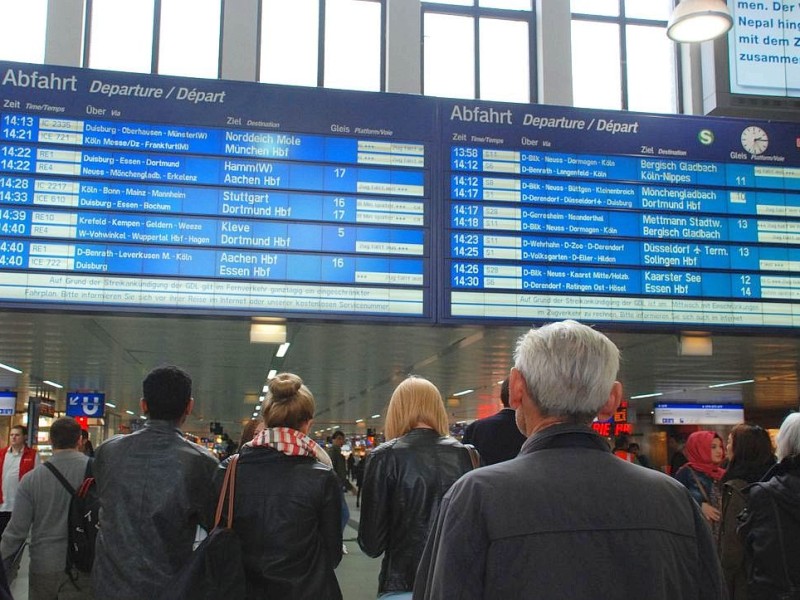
[415,320,725,600]
[0,424,40,536]
[328,430,355,555]
[91,366,218,600]
[0,417,91,599]
[462,379,526,466]
[669,432,689,475]
[79,430,94,457]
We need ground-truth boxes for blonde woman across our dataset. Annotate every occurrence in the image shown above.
[214,373,343,600]
[358,376,474,599]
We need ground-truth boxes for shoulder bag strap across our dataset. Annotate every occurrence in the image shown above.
[213,454,239,529]
[226,454,239,529]
[464,444,481,469]
[688,468,713,504]
[43,461,76,496]
[762,485,796,591]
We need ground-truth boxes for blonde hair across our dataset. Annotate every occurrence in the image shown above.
[384,376,449,439]
[262,373,315,431]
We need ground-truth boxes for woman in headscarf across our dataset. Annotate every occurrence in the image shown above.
[214,372,342,600]
[675,430,726,537]
[717,424,775,599]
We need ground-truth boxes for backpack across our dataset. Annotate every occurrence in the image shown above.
[43,459,100,578]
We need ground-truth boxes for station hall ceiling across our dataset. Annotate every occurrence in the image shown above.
[0,309,798,440]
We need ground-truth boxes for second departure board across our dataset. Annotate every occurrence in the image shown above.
[0,62,433,319]
[442,100,800,327]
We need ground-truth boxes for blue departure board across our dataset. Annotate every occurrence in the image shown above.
[3,61,800,329]
[0,61,433,319]
[442,100,800,327]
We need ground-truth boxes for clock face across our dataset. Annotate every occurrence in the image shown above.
[741,126,769,155]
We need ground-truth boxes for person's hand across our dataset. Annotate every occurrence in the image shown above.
[350,487,358,496]
[701,502,721,522]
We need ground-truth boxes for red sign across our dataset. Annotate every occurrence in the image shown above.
[591,422,633,436]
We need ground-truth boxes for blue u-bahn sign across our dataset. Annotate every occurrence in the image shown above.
[66,392,105,417]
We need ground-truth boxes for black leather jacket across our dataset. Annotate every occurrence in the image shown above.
[92,420,219,600]
[739,456,800,600]
[215,444,343,600]
[357,428,473,594]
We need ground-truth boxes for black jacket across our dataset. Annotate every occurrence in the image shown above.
[462,407,526,465]
[92,420,219,600]
[414,424,726,600]
[357,428,473,594]
[738,456,800,600]
[214,444,343,600]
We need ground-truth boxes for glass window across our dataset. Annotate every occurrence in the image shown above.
[571,0,618,17]
[480,0,531,9]
[423,2,534,101]
[626,24,677,113]
[0,0,48,63]
[571,0,678,113]
[324,0,381,91]
[88,0,155,73]
[479,17,529,102]
[624,0,671,20]
[424,13,475,99]
[422,0,473,6]
[260,0,319,86]
[571,20,621,110]
[158,0,221,79]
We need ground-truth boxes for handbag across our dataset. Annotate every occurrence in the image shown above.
[158,455,246,600]
[464,444,481,469]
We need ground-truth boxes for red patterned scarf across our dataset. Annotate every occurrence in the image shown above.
[248,427,332,467]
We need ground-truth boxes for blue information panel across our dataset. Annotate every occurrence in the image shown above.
[0,61,433,320]
[442,100,800,328]
[66,392,105,418]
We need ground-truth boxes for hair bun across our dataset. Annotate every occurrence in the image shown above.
[268,373,302,401]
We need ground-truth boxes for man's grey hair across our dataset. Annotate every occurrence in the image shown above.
[777,412,800,461]
[513,320,620,422]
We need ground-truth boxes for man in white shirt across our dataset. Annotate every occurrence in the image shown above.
[0,425,40,536]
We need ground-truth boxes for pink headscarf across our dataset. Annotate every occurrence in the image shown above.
[684,430,726,481]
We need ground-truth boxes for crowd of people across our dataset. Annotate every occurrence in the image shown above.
[0,319,797,600]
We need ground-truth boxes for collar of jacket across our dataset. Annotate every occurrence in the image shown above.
[404,427,440,438]
[519,422,610,455]
[143,419,183,434]
[761,454,800,480]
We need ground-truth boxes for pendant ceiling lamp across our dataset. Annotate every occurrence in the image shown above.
[667,0,733,43]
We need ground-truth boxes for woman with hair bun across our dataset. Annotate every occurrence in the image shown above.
[214,372,343,599]
[358,376,475,599]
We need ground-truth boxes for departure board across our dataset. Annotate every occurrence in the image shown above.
[442,100,800,327]
[0,61,433,319]
[4,61,800,330]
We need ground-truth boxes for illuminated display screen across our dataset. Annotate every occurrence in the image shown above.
[441,100,800,327]
[3,61,800,330]
[0,391,15,416]
[0,61,433,320]
[653,403,744,425]
[727,1,800,98]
